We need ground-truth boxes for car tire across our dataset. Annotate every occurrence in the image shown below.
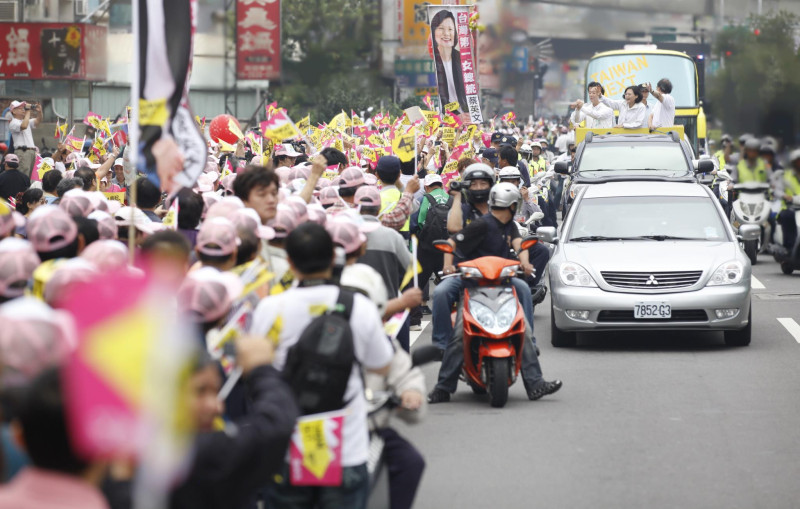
[550,302,577,348]
[724,306,751,347]
[744,240,758,265]
[781,262,794,275]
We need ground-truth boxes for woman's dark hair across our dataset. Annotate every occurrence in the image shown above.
[38,235,79,262]
[18,368,89,475]
[141,230,191,257]
[73,216,99,247]
[16,188,43,215]
[235,228,259,266]
[42,170,63,194]
[625,85,643,104]
[74,168,96,191]
[431,10,466,111]
[175,188,204,230]
[233,166,279,202]
[135,177,162,209]
[56,177,83,198]
[286,223,333,275]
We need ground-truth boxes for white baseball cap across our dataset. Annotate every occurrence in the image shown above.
[423,173,443,187]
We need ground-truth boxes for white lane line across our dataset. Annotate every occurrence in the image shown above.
[777,318,800,344]
[751,276,765,290]
[410,320,430,346]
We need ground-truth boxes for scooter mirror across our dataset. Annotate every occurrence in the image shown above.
[433,240,453,253]
[520,236,539,250]
[411,345,443,367]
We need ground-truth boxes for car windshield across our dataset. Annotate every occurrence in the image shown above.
[567,196,729,242]
[576,142,690,177]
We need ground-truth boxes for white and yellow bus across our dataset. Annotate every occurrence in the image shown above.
[585,46,706,154]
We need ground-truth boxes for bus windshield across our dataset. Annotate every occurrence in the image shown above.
[585,53,697,108]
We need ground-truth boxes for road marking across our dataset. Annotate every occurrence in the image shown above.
[410,320,430,346]
[777,318,800,344]
[751,276,765,290]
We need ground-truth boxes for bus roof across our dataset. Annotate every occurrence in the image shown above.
[591,49,693,60]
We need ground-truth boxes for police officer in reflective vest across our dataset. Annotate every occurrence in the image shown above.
[777,150,800,250]
[736,138,768,183]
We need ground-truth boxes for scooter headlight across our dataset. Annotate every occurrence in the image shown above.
[468,300,517,335]
[460,267,484,279]
[499,265,520,279]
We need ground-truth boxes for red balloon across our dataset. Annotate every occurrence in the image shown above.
[209,114,241,145]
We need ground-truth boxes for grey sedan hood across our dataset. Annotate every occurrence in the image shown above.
[561,241,738,274]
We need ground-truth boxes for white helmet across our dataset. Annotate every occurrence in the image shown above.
[520,143,533,154]
[789,149,800,165]
[498,166,521,181]
[488,182,522,211]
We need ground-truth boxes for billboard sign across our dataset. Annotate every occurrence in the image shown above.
[237,0,281,80]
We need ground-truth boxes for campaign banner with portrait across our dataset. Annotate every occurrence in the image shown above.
[427,6,483,124]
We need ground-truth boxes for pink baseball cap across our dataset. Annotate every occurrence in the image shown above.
[306,204,327,226]
[201,192,221,218]
[206,196,245,220]
[60,189,94,218]
[284,196,309,224]
[88,210,118,240]
[363,173,378,186]
[0,297,76,388]
[4,153,19,164]
[80,240,129,272]
[287,167,306,181]
[27,205,79,254]
[339,167,365,189]
[326,218,367,255]
[178,267,244,323]
[268,204,299,239]
[221,173,237,194]
[8,100,26,110]
[0,238,40,299]
[315,178,331,190]
[228,208,275,240]
[354,185,381,208]
[319,187,341,207]
[275,167,291,184]
[43,258,98,307]
[197,217,240,256]
[275,143,302,157]
[0,199,25,238]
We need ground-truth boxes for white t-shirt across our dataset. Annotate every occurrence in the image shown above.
[651,93,676,128]
[250,285,393,467]
[8,117,36,148]
[443,60,459,106]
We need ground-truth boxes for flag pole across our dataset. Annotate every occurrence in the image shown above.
[129,0,141,266]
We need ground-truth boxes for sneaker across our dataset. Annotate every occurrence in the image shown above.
[410,323,422,331]
[421,305,432,315]
[427,388,451,404]
[527,380,562,401]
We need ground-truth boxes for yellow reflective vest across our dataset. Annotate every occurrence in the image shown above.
[380,187,410,232]
[528,156,547,177]
[737,158,767,183]
[783,170,800,210]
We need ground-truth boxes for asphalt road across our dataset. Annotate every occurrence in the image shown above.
[402,252,800,509]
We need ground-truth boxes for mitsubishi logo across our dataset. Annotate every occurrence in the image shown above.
[645,275,659,286]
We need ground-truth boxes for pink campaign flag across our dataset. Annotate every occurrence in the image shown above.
[288,409,347,486]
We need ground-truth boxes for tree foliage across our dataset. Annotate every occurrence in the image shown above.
[708,11,800,144]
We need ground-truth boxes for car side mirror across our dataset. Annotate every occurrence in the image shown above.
[433,240,453,253]
[694,159,715,173]
[554,161,570,175]
[537,226,558,245]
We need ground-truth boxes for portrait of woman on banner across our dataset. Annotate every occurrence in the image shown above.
[431,10,468,115]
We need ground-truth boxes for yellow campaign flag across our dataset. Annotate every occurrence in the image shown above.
[392,131,416,163]
[139,98,168,126]
[104,192,126,204]
[442,127,456,146]
[361,146,376,162]
[228,118,245,140]
[218,139,237,153]
[400,259,423,290]
[265,122,299,142]
[263,138,275,158]
[329,112,349,131]
[442,160,459,175]
[297,115,310,133]
[445,101,460,112]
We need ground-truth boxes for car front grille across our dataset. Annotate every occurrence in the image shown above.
[601,271,703,289]
[597,310,709,323]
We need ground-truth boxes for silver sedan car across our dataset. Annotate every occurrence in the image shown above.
[540,180,756,347]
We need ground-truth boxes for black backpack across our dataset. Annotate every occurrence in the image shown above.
[282,290,356,415]
[418,193,453,251]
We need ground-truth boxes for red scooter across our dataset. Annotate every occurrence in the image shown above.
[434,239,537,408]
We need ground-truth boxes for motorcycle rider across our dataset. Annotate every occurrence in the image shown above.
[714,134,733,171]
[427,182,562,403]
[776,150,800,251]
[735,137,768,183]
[528,141,548,177]
[498,166,551,288]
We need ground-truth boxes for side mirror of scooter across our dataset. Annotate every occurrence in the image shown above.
[694,159,716,174]
[433,240,453,253]
[537,226,559,245]
[520,236,539,250]
[525,212,545,225]
[411,345,443,367]
[554,161,570,175]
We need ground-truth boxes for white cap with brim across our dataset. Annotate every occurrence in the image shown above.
[114,206,164,235]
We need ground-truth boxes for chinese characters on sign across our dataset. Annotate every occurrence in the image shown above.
[237,0,281,80]
[0,23,107,80]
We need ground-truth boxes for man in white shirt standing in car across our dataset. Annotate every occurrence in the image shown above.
[570,81,614,129]
[647,78,676,129]
[7,100,42,177]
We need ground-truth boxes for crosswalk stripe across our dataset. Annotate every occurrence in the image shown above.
[751,276,765,290]
[778,318,800,344]
[410,320,430,346]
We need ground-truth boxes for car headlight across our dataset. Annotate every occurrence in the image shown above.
[460,267,483,279]
[468,300,518,335]
[499,265,519,279]
[707,261,744,286]
[559,262,598,287]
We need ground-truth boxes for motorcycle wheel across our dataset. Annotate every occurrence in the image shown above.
[467,381,487,395]
[781,262,795,275]
[487,358,510,408]
[744,240,758,265]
